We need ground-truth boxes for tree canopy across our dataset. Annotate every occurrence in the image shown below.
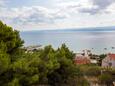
[0,21,24,53]
[0,21,84,86]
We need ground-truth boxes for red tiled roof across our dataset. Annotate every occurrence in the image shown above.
[74,56,88,60]
[108,53,115,60]
[74,56,90,64]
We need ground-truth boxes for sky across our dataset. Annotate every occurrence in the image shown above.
[0,0,115,31]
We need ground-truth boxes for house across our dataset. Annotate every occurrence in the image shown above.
[102,53,115,68]
[74,49,91,65]
[90,59,98,64]
[74,56,90,65]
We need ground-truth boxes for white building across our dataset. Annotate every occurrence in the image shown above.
[102,53,115,68]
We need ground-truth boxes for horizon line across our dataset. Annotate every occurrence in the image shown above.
[20,25,115,32]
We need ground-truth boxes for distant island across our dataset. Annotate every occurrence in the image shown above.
[21,26,115,32]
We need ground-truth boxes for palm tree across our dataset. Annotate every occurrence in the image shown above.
[104,48,107,50]
[111,46,115,53]
[104,48,107,54]
[111,47,115,49]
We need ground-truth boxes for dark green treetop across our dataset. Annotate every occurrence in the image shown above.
[0,21,24,53]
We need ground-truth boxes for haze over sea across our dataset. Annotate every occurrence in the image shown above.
[20,26,115,54]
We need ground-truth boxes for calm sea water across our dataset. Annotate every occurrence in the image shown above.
[20,30,115,54]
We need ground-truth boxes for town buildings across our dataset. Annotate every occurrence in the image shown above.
[74,49,91,65]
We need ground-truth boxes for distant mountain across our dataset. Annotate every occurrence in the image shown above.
[21,26,115,32]
[68,26,115,32]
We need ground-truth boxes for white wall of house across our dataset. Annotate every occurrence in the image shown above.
[102,55,115,68]
[102,58,109,67]
[111,60,115,68]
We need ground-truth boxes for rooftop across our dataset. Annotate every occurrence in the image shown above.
[108,53,115,60]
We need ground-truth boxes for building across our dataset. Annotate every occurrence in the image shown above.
[90,59,98,64]
[74,56,90,65]
[102,53,115,68]
[74,49,91,65]
[23,45,42,53]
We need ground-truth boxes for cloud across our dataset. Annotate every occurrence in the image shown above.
[58,0,115,15]
[106,3,115,13]
[0,0,115,31]
[0,6,68,25]
[78,0,115,14]
[0,0,5,6]
[0,0,8,7]
[92,0,114,8]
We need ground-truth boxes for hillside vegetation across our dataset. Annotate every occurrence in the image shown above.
[0,21,89,86]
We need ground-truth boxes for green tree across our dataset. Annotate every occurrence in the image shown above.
[58,44,75,60]
[0,21,24,54]
[0,50,10,75]
[11,53,41,86]
[0,50,10,85]
[38,45,60,84]
[0,21,87,86]
[47,44,81,86]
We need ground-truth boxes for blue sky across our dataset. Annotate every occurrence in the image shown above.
[0,0,115,31]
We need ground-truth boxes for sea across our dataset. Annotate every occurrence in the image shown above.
[20,27,115,54]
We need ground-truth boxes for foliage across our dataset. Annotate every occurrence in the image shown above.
[0,21,24,53]
[85,66,101,76]
[98,73,113,85]
[0,50,10,75]
[80,65,101,77]
[38,44,81,86]
[0,21,88,86]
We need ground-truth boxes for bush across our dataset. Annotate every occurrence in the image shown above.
[80,65,101,77]
[98,73,113,85]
